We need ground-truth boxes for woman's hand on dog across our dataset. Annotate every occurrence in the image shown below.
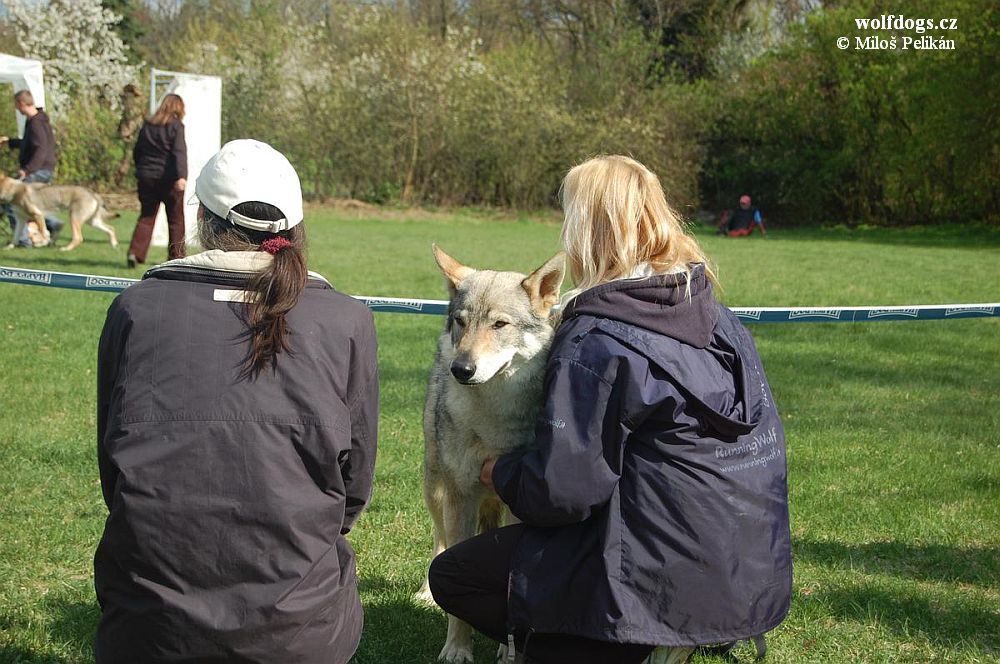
[480,457,497,491]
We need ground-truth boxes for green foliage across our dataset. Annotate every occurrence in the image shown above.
[705,0,1000,225]
[627,0,751,80]
[112,2,713,208]
[3,0,995,224]
[101,0,147,63]
[52,98,131,189]
[6,0,139,116]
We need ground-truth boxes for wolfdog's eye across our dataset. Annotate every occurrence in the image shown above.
[493,320,509,329]
[454,317,466,327]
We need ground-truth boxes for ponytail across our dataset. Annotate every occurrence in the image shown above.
[245,233,307,376]
[198,201,307,379]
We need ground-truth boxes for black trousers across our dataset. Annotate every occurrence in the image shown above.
[428,524,654,664]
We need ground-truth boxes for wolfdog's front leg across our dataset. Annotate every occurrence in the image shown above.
[438,491,480,663]
[416,479,448,604]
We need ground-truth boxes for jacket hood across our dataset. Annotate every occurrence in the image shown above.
[563,265,762,438]
[561,263,719,348]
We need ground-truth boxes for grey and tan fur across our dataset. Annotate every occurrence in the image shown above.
[419,245,564,663]
[0,175,118,251]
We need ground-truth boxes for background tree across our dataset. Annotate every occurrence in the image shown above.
[0,0,994,223]
[5,0,139,113]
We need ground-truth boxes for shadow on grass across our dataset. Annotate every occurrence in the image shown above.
[0,598,97,663]
[794,540,998,586]
[21,586,476,663]
[815,585,998,652]
[351,596,447,663]
[0,646,67,664]
[353,576,497,664]
[47,600,98,661]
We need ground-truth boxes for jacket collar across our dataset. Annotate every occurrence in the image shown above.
[561,263,719,348]
[144,249,331,286]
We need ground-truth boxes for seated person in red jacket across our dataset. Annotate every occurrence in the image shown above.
[719,194,766,237]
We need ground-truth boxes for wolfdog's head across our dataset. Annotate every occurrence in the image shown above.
[433,245,565,385]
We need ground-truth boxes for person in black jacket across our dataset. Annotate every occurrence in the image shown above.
[429,155,791,664]
[126,92,187,267]
[0,89,63,246]
[96,139,379,664]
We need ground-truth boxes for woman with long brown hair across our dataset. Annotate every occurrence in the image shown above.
[95,140,379,663]
[127,92,187,267]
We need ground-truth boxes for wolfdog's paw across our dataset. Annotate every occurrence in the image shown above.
[414,583,437,606]
[438,641,474,663]
[3,243,13,250]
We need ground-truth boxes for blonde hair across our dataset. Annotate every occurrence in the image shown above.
[559,155,715,303]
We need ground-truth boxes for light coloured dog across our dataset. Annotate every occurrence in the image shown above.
[0,175,118,251]
[419,245,564,663]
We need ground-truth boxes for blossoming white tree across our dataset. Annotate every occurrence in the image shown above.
[5,0,139,114]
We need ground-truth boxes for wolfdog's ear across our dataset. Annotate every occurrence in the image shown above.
[432,244,474,292]
[522,252,566,316]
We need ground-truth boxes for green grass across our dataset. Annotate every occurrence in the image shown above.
[0,210,997,663]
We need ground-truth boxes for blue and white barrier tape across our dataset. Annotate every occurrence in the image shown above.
[1,266,997,323]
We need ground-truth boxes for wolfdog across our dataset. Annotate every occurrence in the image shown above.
[0,175,118,250]
[420,245,565,663]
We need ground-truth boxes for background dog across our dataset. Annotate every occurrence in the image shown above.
[0,176,118,251]
[420,245,564,663]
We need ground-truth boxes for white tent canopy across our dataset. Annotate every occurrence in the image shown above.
[149,68,222,248]
[0,54,46,138]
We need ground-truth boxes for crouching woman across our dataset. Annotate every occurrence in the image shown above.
[429,155,791,663]
[95,140,379,663]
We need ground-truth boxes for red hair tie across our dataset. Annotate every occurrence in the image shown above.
[260,237,292,255]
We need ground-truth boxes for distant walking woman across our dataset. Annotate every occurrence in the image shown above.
[127,93,187,267]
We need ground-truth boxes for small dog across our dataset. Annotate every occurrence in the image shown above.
[420,245,565,663]
[0,175,118,251]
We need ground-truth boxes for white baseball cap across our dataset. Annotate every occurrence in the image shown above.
[195,139,303,233]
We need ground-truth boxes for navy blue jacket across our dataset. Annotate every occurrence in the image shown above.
[492,265,791,647]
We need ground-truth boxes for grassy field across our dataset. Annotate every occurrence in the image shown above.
[0,209,997,663]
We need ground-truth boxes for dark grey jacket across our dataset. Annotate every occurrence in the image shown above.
[8,109,56,174]
[133,119,187,182]
[492,265,791,647]
[95,254,378,663]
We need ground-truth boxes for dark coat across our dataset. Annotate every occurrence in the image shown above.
[728,206,760,232]
[133,119,188,182]
[8,109,56,174]
[492,265,791,647]
[95,255,378,663]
